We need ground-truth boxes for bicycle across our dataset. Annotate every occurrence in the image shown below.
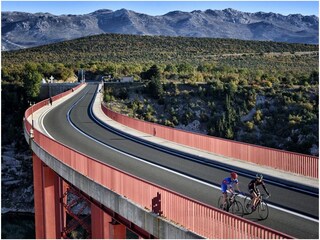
[244,194,269,220]
[218,193,244,217]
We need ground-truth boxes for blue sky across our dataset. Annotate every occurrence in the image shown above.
[1,1,319,16]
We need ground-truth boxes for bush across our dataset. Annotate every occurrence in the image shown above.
[245,121,255,131]
[254,110,263,123]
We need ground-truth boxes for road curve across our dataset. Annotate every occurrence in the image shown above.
[43,84,319,239]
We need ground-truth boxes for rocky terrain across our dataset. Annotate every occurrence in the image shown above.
[1,143,34,213]
[2,8,318,51]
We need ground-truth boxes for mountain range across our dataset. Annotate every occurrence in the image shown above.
[2,8,319,51]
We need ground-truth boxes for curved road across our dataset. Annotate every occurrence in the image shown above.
[43,84,318,239]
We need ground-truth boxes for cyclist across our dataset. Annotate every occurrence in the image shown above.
[248,173,271,210]
[221,172,242,210]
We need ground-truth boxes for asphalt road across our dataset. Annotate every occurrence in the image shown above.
[43,84,319,239]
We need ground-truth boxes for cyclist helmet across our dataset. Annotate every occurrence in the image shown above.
[231,172,238,179]
[256,173,263,180]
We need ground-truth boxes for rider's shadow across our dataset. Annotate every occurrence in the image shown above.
[243,211,266,222]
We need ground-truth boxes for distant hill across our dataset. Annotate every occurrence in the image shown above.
[2,33,318,69]
[1,8,319,51]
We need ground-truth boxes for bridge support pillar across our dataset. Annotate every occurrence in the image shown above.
[91,203,112,238]
[91,204,126,239]
[61,181,68,234]
[109,220,126,239]
[33,153,64,239]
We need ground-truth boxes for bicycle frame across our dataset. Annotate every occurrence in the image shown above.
[244,194,269,219]
[218,193,244,217]
[254,195,262,207]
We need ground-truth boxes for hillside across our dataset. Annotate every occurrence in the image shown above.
[2,33,319,156]
[2,33,318,71]
[2,8,319,51]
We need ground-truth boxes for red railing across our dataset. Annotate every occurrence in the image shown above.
[24,86,292,239]
[25,83,83,133]
[102,104,318,179]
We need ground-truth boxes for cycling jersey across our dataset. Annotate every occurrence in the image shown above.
[248,179,269,195]
[221,177,238,193]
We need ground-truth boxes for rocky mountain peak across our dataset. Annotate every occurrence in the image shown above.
[164,10,189,17]
[223,8,240,14]
[90,9,113,15]
[1,8,318,51]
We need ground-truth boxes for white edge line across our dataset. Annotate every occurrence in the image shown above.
[39,107,55,139]
[41,86,319,224]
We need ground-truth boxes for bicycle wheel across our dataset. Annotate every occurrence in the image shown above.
[229,201,244,217]
[244,196,253,214]
[258,201,269,220]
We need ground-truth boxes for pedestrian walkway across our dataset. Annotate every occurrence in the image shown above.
[28,83,86,134]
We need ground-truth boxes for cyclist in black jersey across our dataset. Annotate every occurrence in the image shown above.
[248,173,271,210]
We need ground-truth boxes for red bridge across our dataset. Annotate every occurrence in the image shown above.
[24,83,318,239]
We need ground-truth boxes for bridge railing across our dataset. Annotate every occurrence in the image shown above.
[102,104,318,179]
[25,83,82,132]
[24,92,292,239]
[26,125,292,239]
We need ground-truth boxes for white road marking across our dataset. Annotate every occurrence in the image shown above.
[39,107,55,139]
[39,86,319,224]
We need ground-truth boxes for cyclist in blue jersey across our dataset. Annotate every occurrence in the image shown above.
[221,172,242,210]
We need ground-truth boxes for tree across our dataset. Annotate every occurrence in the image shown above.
[164,64,177,73]
[225,127,234,139]
[148,75,164,99]
[141,64,161,80]
[210,79,224,97]
[177,62,194,74]
[190,72,204,84]
[23,63,43,99]
[53,63,74,81]
[103,62,119,76]
[245,121,255,131]
[254,110,263,123]
[38,62,55,78]
[309,70,319,85]
[118,88,129,100]
[225,81,238,95]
